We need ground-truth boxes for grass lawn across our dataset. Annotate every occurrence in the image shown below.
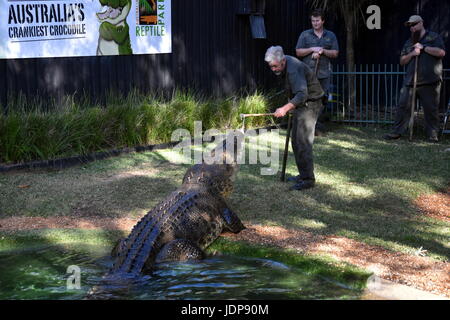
[1,124,449,262]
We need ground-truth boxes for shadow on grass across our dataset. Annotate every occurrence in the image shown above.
[0,229,125,253]
[1,125,448,262]
[0,151,183,219]
[303,184,449,260]
[232,125,450,261]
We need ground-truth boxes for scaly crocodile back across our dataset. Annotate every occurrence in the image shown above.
[109,185,225,275]
[111,191,193,274]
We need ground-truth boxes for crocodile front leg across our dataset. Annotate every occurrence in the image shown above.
[155,239,204,263]
[221,208,246,233]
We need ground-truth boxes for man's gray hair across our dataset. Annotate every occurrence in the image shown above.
[265,46,285,63]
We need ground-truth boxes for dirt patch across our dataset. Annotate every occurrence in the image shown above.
[415,188,450,222]
[1,216,448,298]
[222,225,449,298]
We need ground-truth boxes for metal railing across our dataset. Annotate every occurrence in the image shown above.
[328,65,449,124]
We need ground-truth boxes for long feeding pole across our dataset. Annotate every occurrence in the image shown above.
[408,31,421,142]
[279,112,292,182]
[408,56,419,142]
[314,54,321,75]
[240,113,275,118]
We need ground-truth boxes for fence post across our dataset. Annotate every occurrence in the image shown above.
[330,64,410,125]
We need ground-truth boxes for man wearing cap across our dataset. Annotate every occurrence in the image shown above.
[384,15,446,142]
[265,46,324,191]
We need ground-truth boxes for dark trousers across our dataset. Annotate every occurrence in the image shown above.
[317,77,330,124]
[291,100,323,181]
[319,77,330,100]
[392,82,441,137]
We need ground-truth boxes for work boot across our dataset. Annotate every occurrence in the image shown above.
[315,130,326,137]
[286,175,301,183]
[289,180,315,191]
[383,133,401,140]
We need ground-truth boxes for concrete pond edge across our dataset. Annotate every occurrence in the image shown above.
[364,275,449,300]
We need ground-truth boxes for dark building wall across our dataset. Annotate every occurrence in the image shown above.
[2,0,286,108]
[352,0,449,65]
[1,0,449,110]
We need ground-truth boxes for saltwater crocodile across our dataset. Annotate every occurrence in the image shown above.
[87,133,245,298]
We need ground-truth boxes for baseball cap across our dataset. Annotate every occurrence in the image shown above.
[404,15,423,26]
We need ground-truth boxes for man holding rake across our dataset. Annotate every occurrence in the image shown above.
[384,15,446,143]
[296,9,339,99]
[296,9,339,134]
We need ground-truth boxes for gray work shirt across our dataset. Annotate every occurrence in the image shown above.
[284,55,324,107]
[296,29,339,80]
[401,31,445,86]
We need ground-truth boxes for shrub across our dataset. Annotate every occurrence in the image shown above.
[0,89,273,164]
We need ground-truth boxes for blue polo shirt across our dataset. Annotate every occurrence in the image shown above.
[296,29,339,79]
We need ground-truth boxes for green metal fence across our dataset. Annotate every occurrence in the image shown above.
[328,65,449,124]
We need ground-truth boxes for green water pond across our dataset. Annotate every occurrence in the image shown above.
[0,230,370,300]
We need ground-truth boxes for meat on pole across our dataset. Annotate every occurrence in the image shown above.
[240,113,275,118]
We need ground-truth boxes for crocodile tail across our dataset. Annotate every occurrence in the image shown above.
[110,209,164,274]
[110,192,187,274]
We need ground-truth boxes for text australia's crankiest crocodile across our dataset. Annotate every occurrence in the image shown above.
[87,133,245,298]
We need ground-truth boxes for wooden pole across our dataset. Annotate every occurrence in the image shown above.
[408,56,419,142]
[280,112,292,182]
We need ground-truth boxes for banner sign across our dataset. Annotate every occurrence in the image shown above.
[1,0,172,59]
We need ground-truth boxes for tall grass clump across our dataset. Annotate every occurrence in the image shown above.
[0,89,273,164]
[195,97,236,129]
[152,90,198,142]
[233,91,271,129]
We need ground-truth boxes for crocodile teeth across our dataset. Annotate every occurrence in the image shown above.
[97,6,111,20]
[97,6,123,20]
[109,7,122,19]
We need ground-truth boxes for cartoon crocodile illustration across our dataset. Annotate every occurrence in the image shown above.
[87,133,245,299]
[97,0,132,55]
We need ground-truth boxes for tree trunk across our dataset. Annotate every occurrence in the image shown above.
[345,12,356,116]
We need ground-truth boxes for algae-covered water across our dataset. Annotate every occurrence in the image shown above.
[0,245,364,300]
